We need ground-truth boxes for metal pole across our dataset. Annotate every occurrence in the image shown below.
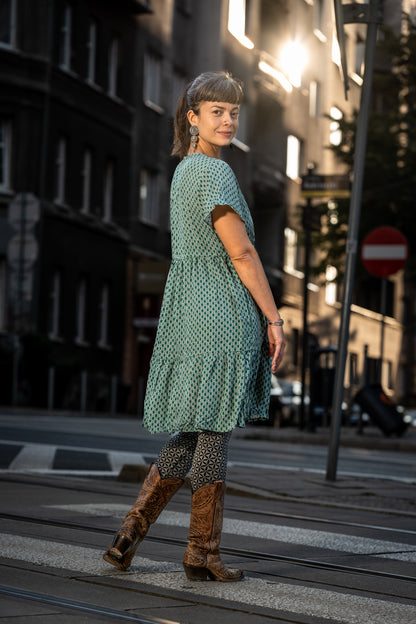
[11,194,27,406]
[357,344,369,434]
[47,366,55,410]
[11,335,19,406]
[378,277,386,384]
[299,166,314,430]
[300,200,311,430]
[80,370,87,412]
[110,375,117,414]
[17,194,26,334]
[326,2,380,481]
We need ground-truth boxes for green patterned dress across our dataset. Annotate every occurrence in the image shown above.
[143,152,271,433]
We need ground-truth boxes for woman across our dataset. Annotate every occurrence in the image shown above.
[103,71,285,582]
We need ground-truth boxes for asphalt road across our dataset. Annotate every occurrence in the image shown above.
[1,412,415,481]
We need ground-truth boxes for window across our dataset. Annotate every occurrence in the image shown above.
[0,259,7,331]
[55,137,67,204]
[228,0,254,49]
[329,106,343,146]
[48,270,62,339]
[108,37,119,97]
[81,149,92,213]
[286,135,301,180]
[86,19,97,83]
[314,0,324,34]
[143,52,163,111]
[59,3,72,70]
[75,277,87,344]
[284,228,300,272]
[171,71,187,117]
[98,282,110,347]
[0,0,16,48]
[103,161,114,222]
[325,265,338,305]
[176,0,192,14]
[309,80,320,118]
[139,169,160,225]
[0,119,12,190]
[366,357,380,385]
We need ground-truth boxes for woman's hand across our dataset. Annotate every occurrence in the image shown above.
[268,325,285,374]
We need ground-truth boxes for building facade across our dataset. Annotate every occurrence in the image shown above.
[0,0,150,408]
[0,0,414,414]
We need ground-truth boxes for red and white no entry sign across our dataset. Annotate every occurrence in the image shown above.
[361,226,409,278]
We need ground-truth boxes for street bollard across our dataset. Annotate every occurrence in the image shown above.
[47,366,55,410]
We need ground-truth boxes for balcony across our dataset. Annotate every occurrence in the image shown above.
[282,270,320,315]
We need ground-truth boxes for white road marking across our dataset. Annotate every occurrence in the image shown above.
[51,504,416,562]
[0,533,414,624]
[0,440,145,475]
[1,440,414,483]
[8,444,56,471]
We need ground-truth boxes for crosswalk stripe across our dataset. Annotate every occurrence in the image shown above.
[108,451,146,473]
[8,444,56,471]
[50,504,416,562]
[1,441,414,483]
[0,533,414,624]
[0,440,145,474]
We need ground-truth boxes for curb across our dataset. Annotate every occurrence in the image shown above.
[236,426,416,452]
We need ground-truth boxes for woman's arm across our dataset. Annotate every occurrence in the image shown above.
[212,205,285,372]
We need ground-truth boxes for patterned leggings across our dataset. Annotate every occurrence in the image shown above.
[156,431,232,492]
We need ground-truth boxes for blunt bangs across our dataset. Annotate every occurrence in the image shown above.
[188,72,243,109]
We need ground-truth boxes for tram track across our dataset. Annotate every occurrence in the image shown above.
[0,584,178,623]
[1,473,415,535]
[1,512,415,585]
[0,582,314,624]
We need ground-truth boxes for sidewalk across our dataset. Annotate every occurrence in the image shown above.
[118,456,416,515]
[236,422,416,452]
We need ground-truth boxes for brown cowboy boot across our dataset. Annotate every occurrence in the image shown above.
[103,463,183,570]
[182,481,243,582]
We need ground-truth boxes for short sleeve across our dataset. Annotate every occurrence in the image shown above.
[201,159,246,228]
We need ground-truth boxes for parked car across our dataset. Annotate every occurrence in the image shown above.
[269,376,309,427]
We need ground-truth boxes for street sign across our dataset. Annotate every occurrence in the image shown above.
[361,227,409,278]
[301,174,350,198]
[7,233,38,271]
[8,193,40,230]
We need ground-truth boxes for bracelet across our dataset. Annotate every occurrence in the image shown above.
[268,319,284,326]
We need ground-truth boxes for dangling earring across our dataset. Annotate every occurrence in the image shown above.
[190,125,199,151]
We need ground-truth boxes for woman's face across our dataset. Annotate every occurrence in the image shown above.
[187,101,239,157]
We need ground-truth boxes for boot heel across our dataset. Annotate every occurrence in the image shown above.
[102,465,183,572]
[183,564,210,581]
[111,534,132,556]
[103,537,139,571]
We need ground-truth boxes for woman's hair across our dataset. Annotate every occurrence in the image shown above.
[171,71,244,159]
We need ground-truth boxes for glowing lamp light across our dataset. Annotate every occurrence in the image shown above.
[280,41,307,88]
